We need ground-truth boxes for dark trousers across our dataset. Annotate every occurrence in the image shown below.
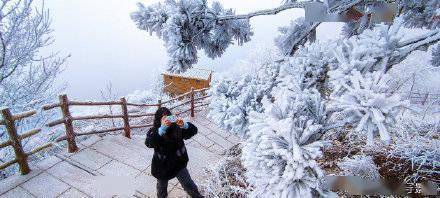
[157,168,203,198]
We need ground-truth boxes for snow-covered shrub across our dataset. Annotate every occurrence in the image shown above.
[329,20,406,95]
[208,62,281,137]
[131,0,252,73]
[277,41,334,94]
[337,155,381,180]
[388,120,440,183]
[201,144,252,197]
[328,71,409,144]
[242,89,333,197]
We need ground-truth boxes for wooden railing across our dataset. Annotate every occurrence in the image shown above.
[0,109,53,175]
[43,87,210,153]
[0,87,210,175]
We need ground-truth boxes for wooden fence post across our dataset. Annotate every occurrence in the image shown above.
[158,99,162,109]
[120,97,131,139]
[0,108,30,175]
[190,87,195,117]
[60,94,78,153]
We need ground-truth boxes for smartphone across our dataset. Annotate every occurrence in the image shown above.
[166,115,177,123]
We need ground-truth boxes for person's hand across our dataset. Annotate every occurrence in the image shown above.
[161,116,172,127]
[176,119,184,128]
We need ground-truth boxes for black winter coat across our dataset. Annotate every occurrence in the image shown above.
[145,122,197,180]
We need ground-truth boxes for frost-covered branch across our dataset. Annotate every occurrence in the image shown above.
[217,2,305,20]
[131,0,253,73]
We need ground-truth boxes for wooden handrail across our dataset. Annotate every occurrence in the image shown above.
[46,119,65,127]
[126,103,159,107]
[194,103,210,109]
[130,124,153,129]
[78,127,125,136]
[12,110,37,121]
[169,100,192,110]
[0,110,36,124]
[0,140,11,149]
[26,142,53,157]
[19,128,41,140]
[194,95,211,101]
[161,91,192,105]
[194,87,210,93]
[0,129,41,149]
[128,113,155,118]
[0,159,18,170]
[42,103,60,110]
[72,114,124,121]
[68,101,122,106]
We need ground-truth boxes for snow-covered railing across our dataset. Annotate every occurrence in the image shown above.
[42,87,210,153]
[0,108,53,175]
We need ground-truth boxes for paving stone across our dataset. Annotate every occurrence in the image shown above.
[208,144,226,155]
[79,135,102,147]
[98,160,141,177]
[196,124,213,136]
[168,187,188,198]
[70,148,112,170]
[57,187,90,198]
[213,130,230,138]
[0,186,35,198]
[0,168,42,195]
[207,133,233,149]
[193,135,214,148]
[91,138,151,171]
[21,172,69,198]
[133,174,158,197]
[47,161,96,196]
[35,155,62,170]
[187,141,203,149]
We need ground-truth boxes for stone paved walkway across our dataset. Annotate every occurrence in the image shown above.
[0,114,239,198]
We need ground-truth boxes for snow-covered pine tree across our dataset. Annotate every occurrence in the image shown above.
[242,88,333,198]
[131,0,252,73]
[275,17,316,56]
[132,0,368,73]
[400,0,439,29]
[276,41,334,95]
[208,61,281,137]
[328,71,409,144]
[327,17,438,144]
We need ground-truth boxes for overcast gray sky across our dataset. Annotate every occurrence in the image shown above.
[42,0,342,100]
